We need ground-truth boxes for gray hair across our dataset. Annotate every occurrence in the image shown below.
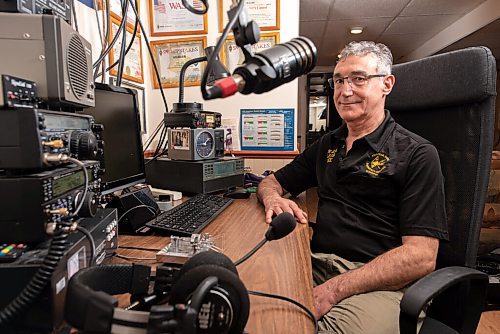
[339,41,393,74]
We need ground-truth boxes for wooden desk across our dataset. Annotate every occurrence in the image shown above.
[117,194,315,334]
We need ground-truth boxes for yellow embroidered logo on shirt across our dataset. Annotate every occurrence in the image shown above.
[326,148,338,163]
[366,153,389,176]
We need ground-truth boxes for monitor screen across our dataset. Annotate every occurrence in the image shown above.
[80,83,145,194]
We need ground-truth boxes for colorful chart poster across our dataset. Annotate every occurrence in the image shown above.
[240,108,294,151]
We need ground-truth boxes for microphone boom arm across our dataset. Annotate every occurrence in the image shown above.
[234,238,268,267]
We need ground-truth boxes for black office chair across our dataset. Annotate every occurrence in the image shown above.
[386,47,497,334]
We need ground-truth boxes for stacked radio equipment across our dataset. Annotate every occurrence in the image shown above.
[146,51,245,193]
[0,9,118,334]
[147,100,245,194]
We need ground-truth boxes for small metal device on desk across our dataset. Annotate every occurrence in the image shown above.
[156,233,222,264]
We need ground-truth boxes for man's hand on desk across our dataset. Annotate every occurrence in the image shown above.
[263,195,308,225]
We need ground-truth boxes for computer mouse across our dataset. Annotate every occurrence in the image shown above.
[223,188,251,199]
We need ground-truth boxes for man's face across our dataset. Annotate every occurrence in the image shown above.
[332,54,394,123]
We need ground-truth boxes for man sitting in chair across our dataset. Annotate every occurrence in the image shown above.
[257,41,449,334]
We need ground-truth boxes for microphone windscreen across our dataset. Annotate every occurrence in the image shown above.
[265,212,297,241]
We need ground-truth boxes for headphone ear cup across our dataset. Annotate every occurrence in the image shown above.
[178,250,238,277]
[170,264,249,334]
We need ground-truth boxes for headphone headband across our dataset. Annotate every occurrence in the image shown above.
[65,251,250,334]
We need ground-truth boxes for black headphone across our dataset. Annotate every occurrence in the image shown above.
[64,251,250,334]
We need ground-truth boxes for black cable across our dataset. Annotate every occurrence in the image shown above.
[76,225,96,266]
[93,0,103,48]
[71,0,79,32]
[92,0,128,69]
[105,11,139,73]
[118,246,162,251]
[179,56,207,103]
[201,0,245,100]
[115,3,129,87]
[0,231,69,326]
[117,204,157,225]
[94,0,111,81]
[248,290,319,334]
[143,119,165,153]
[182,0,208,14]
[127,0,169,113]
[114,254,157,261]
[153,125,167,157]
[234,239,267,266]
[145,146,168,165]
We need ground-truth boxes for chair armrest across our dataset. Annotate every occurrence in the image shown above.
[399,266,488,334]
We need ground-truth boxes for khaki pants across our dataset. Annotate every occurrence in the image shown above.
[311,252,421,334]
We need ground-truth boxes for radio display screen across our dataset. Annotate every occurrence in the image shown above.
[43,113,90,130]
[214,162,235,176]
[53,170,93,197]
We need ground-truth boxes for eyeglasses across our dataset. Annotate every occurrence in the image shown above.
[328,74,387,89]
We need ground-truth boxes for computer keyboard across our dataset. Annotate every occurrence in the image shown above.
[145,193,234,236]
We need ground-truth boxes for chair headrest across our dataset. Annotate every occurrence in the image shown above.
[387,46,497,110]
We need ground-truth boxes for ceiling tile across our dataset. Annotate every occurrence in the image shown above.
[300,21,327,51]
[330,0,410,19]
[314,18,394,66]
[385,14,462,35]
[401,0,487,16]
[299,0,332,21]
[378,33,430,62]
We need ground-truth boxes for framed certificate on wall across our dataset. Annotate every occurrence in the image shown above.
[108,17,145,84]
[109,0,140,28]
[221,32,279,73]
[149,0,208,36]
[219,0,279,32]
[150,36,207,88]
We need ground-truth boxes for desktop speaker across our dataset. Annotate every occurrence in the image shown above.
[107,186,159,234]
[0,13,95,108]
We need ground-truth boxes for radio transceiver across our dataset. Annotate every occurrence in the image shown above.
[164,102,222,129]
[0,75,38,109]
[0,208,118,334]
[0,109,103,169]
[0,0,73,24]
[0,161,102,243]
[146,157,244,194]
[164,110,222,129]
[168,128,225,161]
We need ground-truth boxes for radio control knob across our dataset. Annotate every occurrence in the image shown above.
[74,191,98,218]
[70,131,98,160]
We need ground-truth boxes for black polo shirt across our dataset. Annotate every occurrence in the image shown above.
[274,110,448,263]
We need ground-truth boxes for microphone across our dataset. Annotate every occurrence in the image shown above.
[206,37,317,99]
[265,212,297,241]
[234,212,297,266]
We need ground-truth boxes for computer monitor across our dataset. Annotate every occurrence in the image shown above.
[80,83,146,194]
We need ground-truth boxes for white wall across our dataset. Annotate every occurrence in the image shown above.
[142,0,300,149]
[75,0,301,150]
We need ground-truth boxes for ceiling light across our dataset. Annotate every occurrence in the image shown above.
[350,27,363,34]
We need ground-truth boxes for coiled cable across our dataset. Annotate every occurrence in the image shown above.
[0,230,69,326]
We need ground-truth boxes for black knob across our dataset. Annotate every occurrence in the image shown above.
[70,131,98,160]
[75,191,98,218]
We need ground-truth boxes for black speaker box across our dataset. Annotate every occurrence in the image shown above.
[108,187,159,234]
